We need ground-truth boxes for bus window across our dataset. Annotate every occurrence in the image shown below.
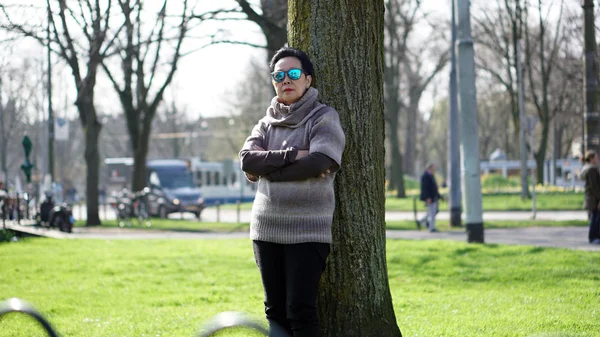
[214,172,220,185]
[196,171,203,187]
[230,173,237,185]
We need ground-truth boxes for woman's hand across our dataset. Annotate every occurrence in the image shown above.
[245,172,259,182]
[296,150,309,160]
[319,169,331,178]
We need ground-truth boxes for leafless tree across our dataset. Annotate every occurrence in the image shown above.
[383,0,415,197]
[473,0,527,159]
[1,0,119,225]
[384,0,448,198]
[524,0,567,182]
[190,0,287,62]
[101,0,192,191]
[0,49,45,188]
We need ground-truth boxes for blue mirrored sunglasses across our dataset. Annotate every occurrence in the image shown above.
[271,68,303,83]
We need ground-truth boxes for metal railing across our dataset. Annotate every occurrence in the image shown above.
[0,298,290,337]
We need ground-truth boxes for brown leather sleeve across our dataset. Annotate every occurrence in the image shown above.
[264,152,336,182]
[240,148,298,176]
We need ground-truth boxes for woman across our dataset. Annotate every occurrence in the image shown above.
[580,150,600,244]
[239,47,345,337]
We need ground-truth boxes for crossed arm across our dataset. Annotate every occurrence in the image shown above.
[240,146,335,182]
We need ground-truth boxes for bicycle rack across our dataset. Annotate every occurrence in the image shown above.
[197,311,289,337]
[0,298,290,337]
[0,298,59,337]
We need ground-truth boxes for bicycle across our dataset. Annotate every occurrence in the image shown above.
[131,187,151,227]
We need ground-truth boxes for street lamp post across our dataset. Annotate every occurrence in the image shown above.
[455,0,484,243]
[448,0,462,228]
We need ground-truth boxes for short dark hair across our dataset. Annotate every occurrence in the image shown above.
[269,47,314,77]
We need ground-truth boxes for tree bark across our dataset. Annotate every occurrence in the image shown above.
[77,98,102,226]
[101,0,188,192]
[289,1,402,336]
[131,106,153,191]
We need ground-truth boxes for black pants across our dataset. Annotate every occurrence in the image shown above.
[253,240,330,337]
[589,210,600,243]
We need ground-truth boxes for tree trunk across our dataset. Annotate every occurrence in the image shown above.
[388,120,406,198]
[289,1,402,336]
[80,102,102,226]
[261,0,288,61]
[132,149,148,192]
[131,108,152,192]
[385,73,405,197]
[403,102,417,175]
[535,116,549,184]
[238,0,288,62]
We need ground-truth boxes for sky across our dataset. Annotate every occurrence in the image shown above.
[1,0,455,120]
[2,0,574,121]
[1,0,265,120]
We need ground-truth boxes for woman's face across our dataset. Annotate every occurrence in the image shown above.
[272,56,312,105]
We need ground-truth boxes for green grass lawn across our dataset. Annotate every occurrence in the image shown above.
[99,219,250,232]
[386,192,584,212]
[1,238,598,336]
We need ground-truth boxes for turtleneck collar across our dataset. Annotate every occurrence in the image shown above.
[265,87,323,128]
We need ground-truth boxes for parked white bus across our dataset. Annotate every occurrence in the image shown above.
[189,158,256,207]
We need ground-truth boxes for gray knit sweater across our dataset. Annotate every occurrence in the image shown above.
[240,88,346,244]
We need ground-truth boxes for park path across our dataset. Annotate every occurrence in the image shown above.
[7,221,599,252]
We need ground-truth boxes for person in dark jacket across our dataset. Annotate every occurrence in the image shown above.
[580,150,600,244]
[419,163,442,232]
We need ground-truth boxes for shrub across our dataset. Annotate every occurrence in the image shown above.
[481,173,520,189]
[0,229,15,243]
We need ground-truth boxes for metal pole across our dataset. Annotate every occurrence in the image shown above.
[517,40,529,199]
[448,0,462,228]
[46,4,55,182]
[583,0,600,153]
[455,0,484,243]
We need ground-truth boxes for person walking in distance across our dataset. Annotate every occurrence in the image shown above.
[580,150,600,244]
[419,163,442,233]
[239,47,346,337]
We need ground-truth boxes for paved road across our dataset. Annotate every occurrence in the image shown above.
[7,222,599,252]
[13,206,597,251]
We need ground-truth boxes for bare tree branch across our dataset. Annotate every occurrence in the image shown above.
[147,0,168,94]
